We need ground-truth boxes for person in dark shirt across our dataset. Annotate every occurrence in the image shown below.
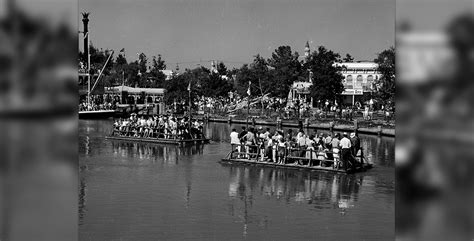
[239,126,248,143]
[350,132,362,164]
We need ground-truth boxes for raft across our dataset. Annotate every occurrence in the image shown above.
[105,129,209,145]
[220,144,372,174]
[105,135,210,145]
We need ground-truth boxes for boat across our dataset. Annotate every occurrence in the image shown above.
[105,122,210,145]
[105,134,210,145]
[79,109,116,119]
[220,144,372,174]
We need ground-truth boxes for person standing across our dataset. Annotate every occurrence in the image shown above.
[331,133,341,167]
[339,132,353,172]
[350,132,362,164]
[297,131,308,158]
[325,133,333,149]
[230,128,240,157]
[244,128,256,159]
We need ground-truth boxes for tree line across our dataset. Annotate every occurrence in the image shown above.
[79,44,394,108]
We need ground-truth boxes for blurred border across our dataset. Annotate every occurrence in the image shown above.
[0,0,77,241]
[396,0,474,240]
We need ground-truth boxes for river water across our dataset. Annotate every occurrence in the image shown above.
[79,120,394,240]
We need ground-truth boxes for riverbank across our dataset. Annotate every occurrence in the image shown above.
[197,116,395,137]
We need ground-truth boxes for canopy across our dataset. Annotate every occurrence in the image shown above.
[105,86,165,95]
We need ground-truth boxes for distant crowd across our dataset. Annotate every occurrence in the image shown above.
[79,101,115,111]
[112,114,204,139]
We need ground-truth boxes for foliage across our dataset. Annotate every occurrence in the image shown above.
[234,55,273,98]
[267,46,304,98]
[374,46,395,108]
[343,53,354,62]
[307,46,344,104]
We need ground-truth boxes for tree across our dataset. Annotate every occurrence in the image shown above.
[217,62,228,76]
[116,53,127,66]
[149,54,167,88]
[152,54,166,70]
[163,73,190,105]
[307,46,344,106]
[343,53,354,62]
[374,47,395,108]
[235,55,272,98]
[267,46,304,99]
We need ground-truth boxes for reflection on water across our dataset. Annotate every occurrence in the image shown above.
[79,120,394,240]
[225,165,363,211]
[109,141,205,165]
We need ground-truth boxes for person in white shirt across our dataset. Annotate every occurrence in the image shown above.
[339,132,353,171]
[230,128,241,157]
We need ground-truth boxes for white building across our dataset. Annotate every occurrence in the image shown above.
[160,70,175,80]
[334,62,381,105]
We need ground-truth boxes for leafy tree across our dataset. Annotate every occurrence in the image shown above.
[125,61,140,87]
[235,64,253,96]
[217,62,228,76]
[116,53,127,66]
[149,54,167,88]
[267,46,304,99]
[137,53,148,73]
[374,46,395,108]
[235,55,272,98]
[307,46,344,106]
[343,53,354,62]
[163,73,190,105]
[153,54,166,70]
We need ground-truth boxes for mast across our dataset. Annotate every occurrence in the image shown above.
[188,80,192,133]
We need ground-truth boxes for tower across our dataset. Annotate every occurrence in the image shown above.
[304,41,310,61]
[211,60,218,74]
[82,13,90,69]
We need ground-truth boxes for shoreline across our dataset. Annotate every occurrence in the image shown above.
[197,116,395,137]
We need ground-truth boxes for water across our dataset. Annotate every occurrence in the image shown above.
[79,120,394,240]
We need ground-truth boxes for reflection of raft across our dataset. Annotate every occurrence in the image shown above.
[220,144,372,174]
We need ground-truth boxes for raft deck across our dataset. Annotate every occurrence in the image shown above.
[105,135,209,145]
[220,144,372,174]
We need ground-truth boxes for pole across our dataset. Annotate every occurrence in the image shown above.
[247,81,250,128]
[87,33,90,109]
[90,51,114,92]
[188,81,192,132]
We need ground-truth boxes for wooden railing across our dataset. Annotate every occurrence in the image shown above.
[229,143,364,169]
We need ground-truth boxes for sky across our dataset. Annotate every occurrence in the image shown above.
[79,0,394,70]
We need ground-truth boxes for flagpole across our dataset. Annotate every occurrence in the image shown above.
[247,81,250,128]
[188,80,192,133]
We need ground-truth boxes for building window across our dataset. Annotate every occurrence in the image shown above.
[367,75,374,82]
[346,75,353,82]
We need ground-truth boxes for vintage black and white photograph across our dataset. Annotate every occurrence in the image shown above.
[78,0,395,240]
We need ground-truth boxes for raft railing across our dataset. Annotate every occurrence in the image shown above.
[110,127,204,140]
[228,143,365,170]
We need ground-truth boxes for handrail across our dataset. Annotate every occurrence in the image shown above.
[228,143,364,169]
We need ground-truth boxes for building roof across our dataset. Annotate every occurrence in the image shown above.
[105,86,165,95]
[160,70,174,76]
[334,62,378,69]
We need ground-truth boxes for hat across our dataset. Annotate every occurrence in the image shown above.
[350,132,356,138]
[343,132,348,136]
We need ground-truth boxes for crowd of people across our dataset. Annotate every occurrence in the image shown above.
[79,101,115,111]
[230,127,363,172]
[112,114,205,139]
